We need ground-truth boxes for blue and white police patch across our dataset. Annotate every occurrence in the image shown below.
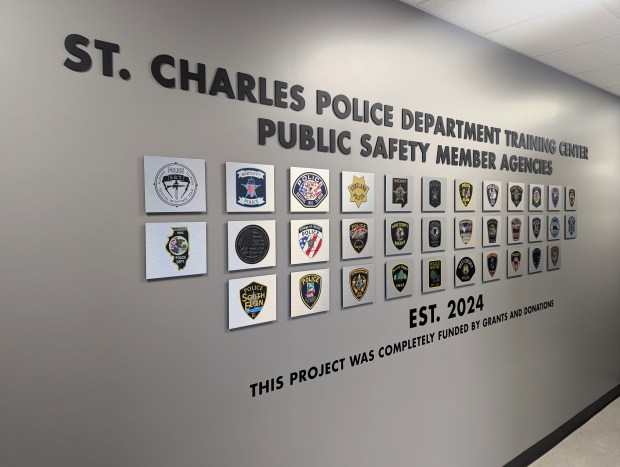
[292,172,328,208]
[236,168,266,208]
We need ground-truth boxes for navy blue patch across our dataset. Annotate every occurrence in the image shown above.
[299,274,322,310]
[429,220,441,248]
[292,172,327,208]
[487,253,498,277]
[236,168,266,208]
[240,282,267,319]
[486,183,499,207]
[567,216,576,236]
[550,216,560,238]
[532,248,541,269]
[456,257,475,282]
[532,217,541,239]
[391,221,409,250]
[551,187,560,208]
[429,180,441,208]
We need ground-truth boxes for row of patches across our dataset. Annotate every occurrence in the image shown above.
[227,246,562,329]
[144,156,577,214]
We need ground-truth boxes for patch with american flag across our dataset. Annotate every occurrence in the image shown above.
[298,224,323,258]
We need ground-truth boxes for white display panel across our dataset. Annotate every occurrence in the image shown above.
[145,222,207,279]
[227,220,276,271]
[228,274,277,329]
[342,264,375,307]
[454,179,476,212]
[144,155,206,213]
[482,216,502,248]
[290,219,330,265]
[482,181,502,211]
[548,185,562,211]
[528,184,544,212]
[506,248,525,278]
[385,259,414,299]
[289,167,330,212]
[454,216,476,250]
[454,253,478,288]
[385,217,413,255]
[226,162,275,213]
[481,250,501,282]
[290,269,330,317]
[507,215,524,245]
[422,177,447,212]
[421,217,447,252]
[341,218,374,259]
[507,182,525,212]
[385,174,413,212]
[341,171,375,212]
[422,256,446,293]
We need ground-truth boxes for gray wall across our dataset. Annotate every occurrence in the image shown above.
[2,0,619,466]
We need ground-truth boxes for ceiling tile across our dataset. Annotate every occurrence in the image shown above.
[486,0,620,56]
[575,63,620,86]
[537,34,620,73]
[414,0,582,34]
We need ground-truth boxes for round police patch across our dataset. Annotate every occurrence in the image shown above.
[456,257,475,282]
[292,172,328,208]
[154,162,198,207]
[235,225,270,264]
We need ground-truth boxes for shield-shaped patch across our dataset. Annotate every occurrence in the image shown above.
[551,246,559,266]
[487,218,498,244]
[510,185,523,207]
[429,180,441,208]
[459,182,472,208]
[391,264,408,292]
[459,219,473,244]
[532,186,542,207]
[532,248,541,269]
[487,253,498,277]
[349,222,368,253]
[551,187,560,208]
[350,268,369,301]
[568,216,576,235]
[568,189,576,207]
[391,221,409,250]
[298,224,323,258]
[486,184,499,207]
[511,251,521,272]
[299,274,322,310]
[511,218,522,241]
[239,281,267,319]
[532,217,541,239]
[550,217,560,238]
[429,220,441,248]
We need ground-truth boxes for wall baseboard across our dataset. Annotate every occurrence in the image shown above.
[504,384,620,467]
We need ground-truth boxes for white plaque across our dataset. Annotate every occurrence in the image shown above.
[421,217,446,253]
[289,167,330,212]
[227,220,276,271]
[482,181,502,211]
[341,171,375,213]
[385,259,414,299]
[507,248,524,278]
[454,216,476,250]
[481,250,500,282]
[385,174,413,212]
[528,215,544,243]
[454,179,476,212]
[528,247,544,274]
[385,217,413,256]
[507,215,524,245]
[548,185,562,211]
[290,219,330,265]
[565,186,577,211]
[342,264,375,307]
[144,155,206,213]
[342,218,374,259]
[547,215,562,241]
[145,222,207,279]
[422,256,446,293]
[454,253,478,288]
[291,269,330,317]
[507,182,525,212]
[528,184,544,212]
[226,161,275,213]
[565,215,577,239]
[228,274,277,330]
[548,244,561,270]
[482,216,501,248]
[422,177,447,212]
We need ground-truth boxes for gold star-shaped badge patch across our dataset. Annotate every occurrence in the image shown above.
[348,175,369,208]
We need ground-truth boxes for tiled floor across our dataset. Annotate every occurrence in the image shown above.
[530,396,620,466]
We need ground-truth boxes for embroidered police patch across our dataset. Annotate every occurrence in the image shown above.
[459,219,473,245]
[350,268,369,301]
[486,184,499,207]
[511,251,521,272]
[292,172,328,208]
[487,218,498,244]
[298,224,323,258]
[459,182,472,208]
[487,253,498,277]
[568,216,576,236]
[429,260,442,288]
[239,281,267,319]
[510,185,523,207]
[550,216,560,238]
[235,225,270,264]
[391,221,409,250]
[551,246,559,266]
[299,274,322,310]
[349,222,369,253]
[236,168,266,208]
[391,264,408,292]
[511,218,522,242]
[429,180,442,208]
[429,220,441,248]
[456,256,475,282]
[155,162,198,207]
[348,175,369,208]
[532,186,542,208]
[166,227,189,270]
[568,188,576,207]
[532,217,541,239]
[392,178,408,207]
[532,248,541,269]
[551,187,560,208]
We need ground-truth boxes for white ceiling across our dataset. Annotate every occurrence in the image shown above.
[401,0,620,97]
